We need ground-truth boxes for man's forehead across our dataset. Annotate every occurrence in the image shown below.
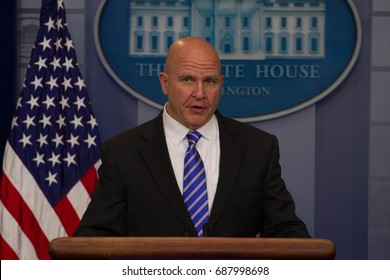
[176,67,220,76]
[175,59,220,72]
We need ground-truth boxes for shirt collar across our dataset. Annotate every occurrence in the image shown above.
[162,103,218,146]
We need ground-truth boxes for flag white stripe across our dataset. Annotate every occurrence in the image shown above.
[94,160,102,177]
[67,180,91,219]
[0,200,38,260]
[3,142,67,240]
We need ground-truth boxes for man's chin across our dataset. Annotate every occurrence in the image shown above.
[185,115,211,130]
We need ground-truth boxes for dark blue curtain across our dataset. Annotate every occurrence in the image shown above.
[315,0,370,259]
[0,0,17,168]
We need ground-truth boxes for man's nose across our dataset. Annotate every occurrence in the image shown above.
[193,81,205,99]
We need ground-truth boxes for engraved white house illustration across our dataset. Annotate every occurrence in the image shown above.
[128,0,326,59]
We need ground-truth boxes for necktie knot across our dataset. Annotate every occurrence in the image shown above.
[186,130,202,148]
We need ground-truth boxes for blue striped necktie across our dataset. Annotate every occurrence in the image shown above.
[183,130,209,237]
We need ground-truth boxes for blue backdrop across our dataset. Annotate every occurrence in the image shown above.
[0,0,17,167]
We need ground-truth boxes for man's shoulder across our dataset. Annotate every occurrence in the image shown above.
[104,113,162,147]
[217,113,275,140]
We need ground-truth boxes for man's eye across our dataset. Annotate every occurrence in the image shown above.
[205,79,216,86]
[182,77,192,83]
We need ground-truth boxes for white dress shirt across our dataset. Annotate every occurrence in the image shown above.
[162,104,220,212]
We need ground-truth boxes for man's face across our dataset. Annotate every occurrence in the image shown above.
[159,41,224,130]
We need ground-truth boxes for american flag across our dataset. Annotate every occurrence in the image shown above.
[0,0,100,259]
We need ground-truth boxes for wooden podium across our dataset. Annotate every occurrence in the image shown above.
[48,237,336,260]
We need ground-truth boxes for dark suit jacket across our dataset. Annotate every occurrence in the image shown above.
[74,112,310,238]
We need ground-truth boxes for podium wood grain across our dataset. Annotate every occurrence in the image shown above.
[49,237,336,259]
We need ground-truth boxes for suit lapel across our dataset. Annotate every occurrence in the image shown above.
[208,114,245,231]
[138,113,191,224]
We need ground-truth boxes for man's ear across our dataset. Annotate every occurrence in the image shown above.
[159,72,168,96]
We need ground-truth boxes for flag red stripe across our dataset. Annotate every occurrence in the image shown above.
[54,196,80,237]
[80,166,98,197]
[0,172,50,259]
[53,166,99,236]
[0,235,19,260]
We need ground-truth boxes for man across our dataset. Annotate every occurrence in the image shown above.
[74,36,310,238]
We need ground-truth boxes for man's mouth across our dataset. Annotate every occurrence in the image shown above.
[189,105,206,112]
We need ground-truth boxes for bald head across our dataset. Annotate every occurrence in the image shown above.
[159,36,224,129]
[165,36,221,74]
